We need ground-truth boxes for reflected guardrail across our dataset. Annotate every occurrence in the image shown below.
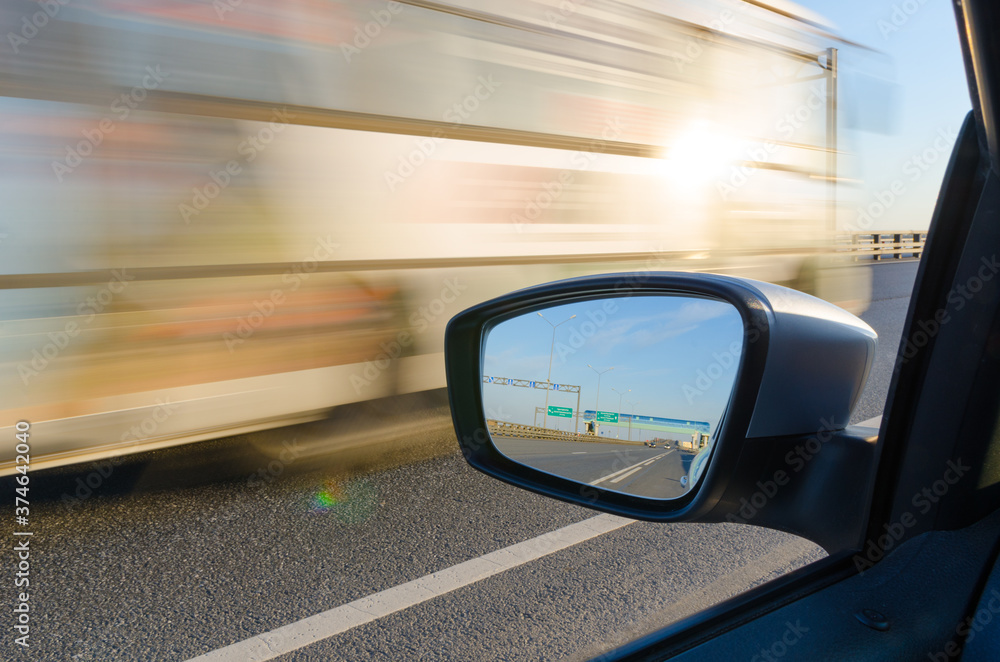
[486,420,642,445]
[840,231,926,261]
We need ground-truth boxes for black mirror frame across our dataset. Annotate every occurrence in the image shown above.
[444,271,772,522]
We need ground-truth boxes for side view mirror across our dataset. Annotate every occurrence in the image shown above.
[481,293,741,500]
[445,272,880,554]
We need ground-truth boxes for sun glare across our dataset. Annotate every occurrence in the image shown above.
[661,122,742,189]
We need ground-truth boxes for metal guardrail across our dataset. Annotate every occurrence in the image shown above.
[485,420,641,445]
[840,231,926,261]
[486,420,583,442]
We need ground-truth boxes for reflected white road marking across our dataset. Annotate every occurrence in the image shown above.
[184,514,634,662]
[610,465,645,483]
[588,451,671,486]
[611,450,674,483]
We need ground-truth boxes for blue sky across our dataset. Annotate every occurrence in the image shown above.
[797,0,970,230]
[482,295,743,439]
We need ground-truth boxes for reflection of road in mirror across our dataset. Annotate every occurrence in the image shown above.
[482,294,741,499]
[490,434,696,499]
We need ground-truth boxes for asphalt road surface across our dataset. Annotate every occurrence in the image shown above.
[1,262,918,662]
[852,261,920,424]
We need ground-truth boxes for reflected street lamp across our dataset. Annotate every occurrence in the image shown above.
[538,312,575,429]
[611,387,630,438]
[588,364,613,435]
[625,399,639,442]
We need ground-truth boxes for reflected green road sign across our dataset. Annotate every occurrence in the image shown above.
[596,411,619,423]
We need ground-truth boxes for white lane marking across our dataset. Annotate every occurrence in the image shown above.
[588,451,670,486]
[571,452,587,455]
[611,450,675,484]
[610,465,645,483]
[184,513,635,662]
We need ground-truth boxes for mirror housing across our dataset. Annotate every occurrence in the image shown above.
[445,272,879,553]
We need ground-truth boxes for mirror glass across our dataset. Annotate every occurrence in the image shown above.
[482,295,743,499]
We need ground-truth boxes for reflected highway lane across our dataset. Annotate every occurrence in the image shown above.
[494,437,692,498]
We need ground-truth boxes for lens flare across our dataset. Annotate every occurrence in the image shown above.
[310,480,346,512]
[309,478,379,524]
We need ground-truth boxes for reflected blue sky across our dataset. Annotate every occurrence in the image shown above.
[482,295,744,440]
